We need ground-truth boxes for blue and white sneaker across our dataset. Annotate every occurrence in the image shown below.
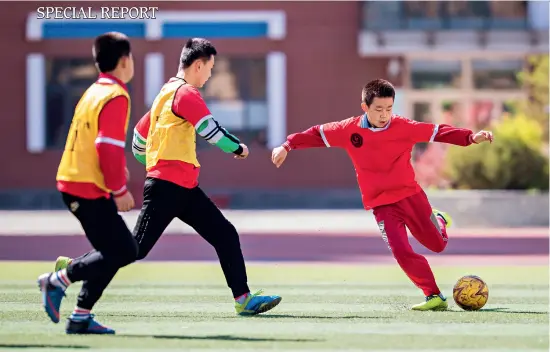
[66,314,116,335]
[234,289,282,316]
[37,273,66,323]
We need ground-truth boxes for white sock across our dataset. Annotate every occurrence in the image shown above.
[49,269,71,290]
[70,307,91,321]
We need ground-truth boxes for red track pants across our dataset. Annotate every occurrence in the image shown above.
[373,190,448,296]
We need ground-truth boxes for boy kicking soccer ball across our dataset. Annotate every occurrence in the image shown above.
[271,79,494,311]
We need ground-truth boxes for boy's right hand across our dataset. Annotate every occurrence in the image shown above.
[235,143,249,159]
[115,191,135,212]
[471,130,494,144]
[271,146,288,168]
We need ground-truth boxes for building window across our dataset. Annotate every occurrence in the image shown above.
[447,2,491,18]
[410,60,462,89]
[405,54,527,188]
[445,1,527,29]
[46,58,96,150]
[489,1,527,29]
[200,56,268,147]
[470,100,515,129]
[441,101,465,127]
[45,58,132,150]
[361,1,404,30]
[360,1,528,30]
[403,2,443,30]
[472,60,523,90]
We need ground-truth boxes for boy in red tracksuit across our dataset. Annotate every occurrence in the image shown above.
[271,78,494,311]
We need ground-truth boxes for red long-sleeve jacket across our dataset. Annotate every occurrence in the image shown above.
[282,114,475,209]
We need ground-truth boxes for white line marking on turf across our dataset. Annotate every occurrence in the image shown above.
[2,302,547,314]
[1,321,545,337]
[8,350,549,352]
[2,286,548,298]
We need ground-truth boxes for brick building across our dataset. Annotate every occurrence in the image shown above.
[0,1,547,208]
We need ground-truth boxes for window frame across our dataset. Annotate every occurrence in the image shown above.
[26,51,287,153]
[403,53,527,124]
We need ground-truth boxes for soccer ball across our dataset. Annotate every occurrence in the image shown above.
[452,275,489,311]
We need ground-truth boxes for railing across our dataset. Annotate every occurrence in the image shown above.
[360,1,531,31]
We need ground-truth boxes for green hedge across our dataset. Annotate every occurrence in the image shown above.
[445,115,549,190]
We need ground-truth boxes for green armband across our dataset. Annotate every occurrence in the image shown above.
[131,129,147,165]
[133,152,146,165]
[196,117,242,154]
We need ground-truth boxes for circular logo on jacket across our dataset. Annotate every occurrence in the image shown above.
[350,133,363,148]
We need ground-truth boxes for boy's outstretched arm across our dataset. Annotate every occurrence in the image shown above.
[131,110,248,164]
[433,125,493,145]
[175,87,248,159]
[272,119,350,168]
[195,116,248,158]
[405,119,493,146]
[282,125,327,151]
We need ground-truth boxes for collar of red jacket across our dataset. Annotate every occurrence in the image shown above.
[360,113,393,132]
[97,73,128,92]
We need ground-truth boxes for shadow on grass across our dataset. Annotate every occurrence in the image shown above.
[0,344,88,349]
[447,307,548,315]
[478,307,548,315]
[106,313,386,320]
[124,334,320,342]
[251,314,386,320]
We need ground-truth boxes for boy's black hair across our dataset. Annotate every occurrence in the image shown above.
[93,32,131,73]
[179,38,217,69]
[362,79,395,106]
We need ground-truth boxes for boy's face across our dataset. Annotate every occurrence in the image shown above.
[196,55,215,88]
[362,97,394,128]
[120,53,135,83]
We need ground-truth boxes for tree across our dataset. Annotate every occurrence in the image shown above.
[517,55,549,140]
[445,114,549,190]
[444,55,550,191]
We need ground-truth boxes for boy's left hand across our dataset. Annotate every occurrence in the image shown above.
[472,130,494,144]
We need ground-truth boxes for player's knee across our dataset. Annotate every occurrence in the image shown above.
[388,241,414,258]
[119,239,139,265]
[430,241,446,253]
[136,246,149,261]
[214,219,238,237]
[224,222,241,243]
[226,221,239,235]
[210,221,241,249]
[391,246,412,258]
[129,239,139,260]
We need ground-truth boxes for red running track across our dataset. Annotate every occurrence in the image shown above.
[0,232,547,262]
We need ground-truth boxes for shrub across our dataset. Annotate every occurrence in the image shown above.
[445,114,549,190]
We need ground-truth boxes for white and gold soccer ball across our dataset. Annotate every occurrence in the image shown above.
[453,275,489,311]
